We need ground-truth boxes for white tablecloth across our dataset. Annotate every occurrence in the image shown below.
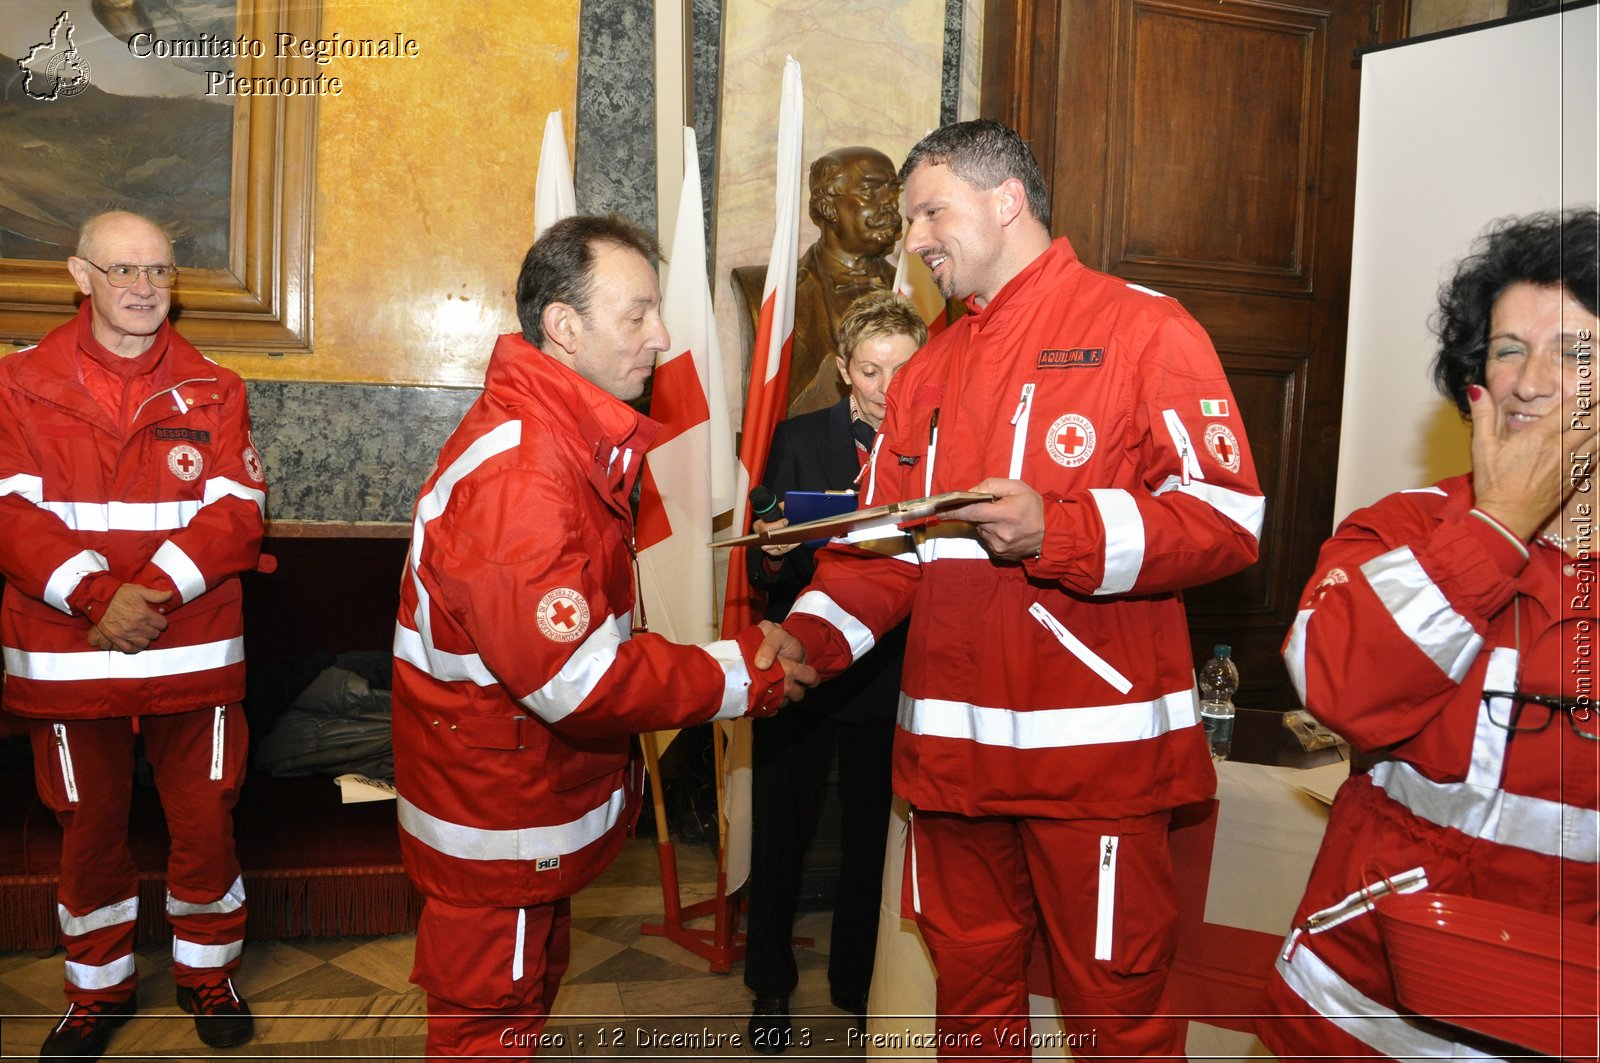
[864,760,1344,1058]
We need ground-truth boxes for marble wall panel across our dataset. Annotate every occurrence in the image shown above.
[711,0,947,415]
[576,0,657,228]
[247,381,477,523]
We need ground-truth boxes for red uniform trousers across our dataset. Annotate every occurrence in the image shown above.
[29,705,248,1003]
[907,809,1187,1062]
[413,897,572,1061]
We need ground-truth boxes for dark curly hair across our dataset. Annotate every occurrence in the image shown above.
[1431,208,1600,414]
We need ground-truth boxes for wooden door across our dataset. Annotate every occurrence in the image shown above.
[982,0,1408,708]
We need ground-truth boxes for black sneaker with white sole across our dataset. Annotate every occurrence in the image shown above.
[175,977,255,1048]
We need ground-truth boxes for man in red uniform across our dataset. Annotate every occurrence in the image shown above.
[0,211,266,1059]
[391,214,816,1059]
[759,119,1265,1059]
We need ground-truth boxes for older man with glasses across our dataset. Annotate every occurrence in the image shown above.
[0,210,267,1060]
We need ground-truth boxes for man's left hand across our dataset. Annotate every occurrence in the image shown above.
[945,477,1045,560]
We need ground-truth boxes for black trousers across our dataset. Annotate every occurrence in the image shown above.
[743,707,896,1000]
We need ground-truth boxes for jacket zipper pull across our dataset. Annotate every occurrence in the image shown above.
[1010,383,1035,425]
[1101,837,1115,869]
[210,706,226,781]
[1177,434,1191,487]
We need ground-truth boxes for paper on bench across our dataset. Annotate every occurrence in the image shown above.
[335,773,398,804]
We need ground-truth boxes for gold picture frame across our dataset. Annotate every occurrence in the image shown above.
[0,1,318,353]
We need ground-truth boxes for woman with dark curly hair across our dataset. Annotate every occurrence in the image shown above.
[1261,207,1600,1062]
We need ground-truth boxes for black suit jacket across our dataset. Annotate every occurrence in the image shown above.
[747,399,904,723]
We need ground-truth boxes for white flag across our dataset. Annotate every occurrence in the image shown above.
[533,111,577,240]
[636,126,735,645]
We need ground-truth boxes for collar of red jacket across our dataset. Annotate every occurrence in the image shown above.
[12,299,208,423]
[484,330,662,468]
[76,298,170,379]
[961,235,1081,326]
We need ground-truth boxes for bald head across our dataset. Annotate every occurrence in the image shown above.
[77,211,171,263]
[67,211,177,358]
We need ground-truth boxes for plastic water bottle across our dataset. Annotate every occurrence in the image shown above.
[1198,645,1239,760]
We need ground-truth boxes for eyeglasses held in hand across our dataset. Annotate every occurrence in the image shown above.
[1481,689,1600,741]
[83,261,179,288]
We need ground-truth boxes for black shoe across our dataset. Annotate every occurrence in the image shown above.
[175,977,254,1048]
[830,987,868,1031]
[39,997,137,1059]
[748,993,792,1055]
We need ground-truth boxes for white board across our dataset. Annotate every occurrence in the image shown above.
[1334,5,1598,526]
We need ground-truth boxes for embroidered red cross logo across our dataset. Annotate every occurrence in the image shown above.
[550,599,578,630]
[1212,435,1233,464]
[175,452,196,474]
[1056,424,1086,454]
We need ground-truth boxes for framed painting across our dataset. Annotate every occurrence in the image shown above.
[0,0,317,352]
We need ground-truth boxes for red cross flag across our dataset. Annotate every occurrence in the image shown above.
[719,56,804,640]
[636,127,735,645]
[533,110,576,241]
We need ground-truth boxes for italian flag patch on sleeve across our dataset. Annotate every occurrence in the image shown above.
[1200,399,1230,417]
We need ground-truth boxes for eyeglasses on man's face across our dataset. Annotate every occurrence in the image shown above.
[83,261,179,288]
[1482,690,1600,741]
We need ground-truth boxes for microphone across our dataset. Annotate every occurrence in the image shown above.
[749,485,781,522]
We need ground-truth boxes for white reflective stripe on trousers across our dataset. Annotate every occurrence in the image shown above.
[899,688,1198,749]
[167,875,246,917]
[3,637,243,681]
[58,895,138,937]
[65,954,137,991]
[1275,936,1508,1061]
[398,787,626,863]
[171,936,243,969]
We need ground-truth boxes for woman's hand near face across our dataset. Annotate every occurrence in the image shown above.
[1469,383,1600,540]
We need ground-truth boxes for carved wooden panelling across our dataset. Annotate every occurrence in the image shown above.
[1190,352,1304,618]
[1111,0,1328,293]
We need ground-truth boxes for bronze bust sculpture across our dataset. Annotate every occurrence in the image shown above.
[787,146,902,416]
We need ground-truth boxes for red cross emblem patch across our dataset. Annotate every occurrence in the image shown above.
[242,445,265,484]
[1045,413,1095,468]
[536,587,590,644]
[1203,423,1241,474]
[166,443,203,482]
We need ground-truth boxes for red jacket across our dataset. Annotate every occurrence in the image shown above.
[0,301,266,719]
[391,335,786,908]
[1271,477,1598,1052]
[784,237,1264,819]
